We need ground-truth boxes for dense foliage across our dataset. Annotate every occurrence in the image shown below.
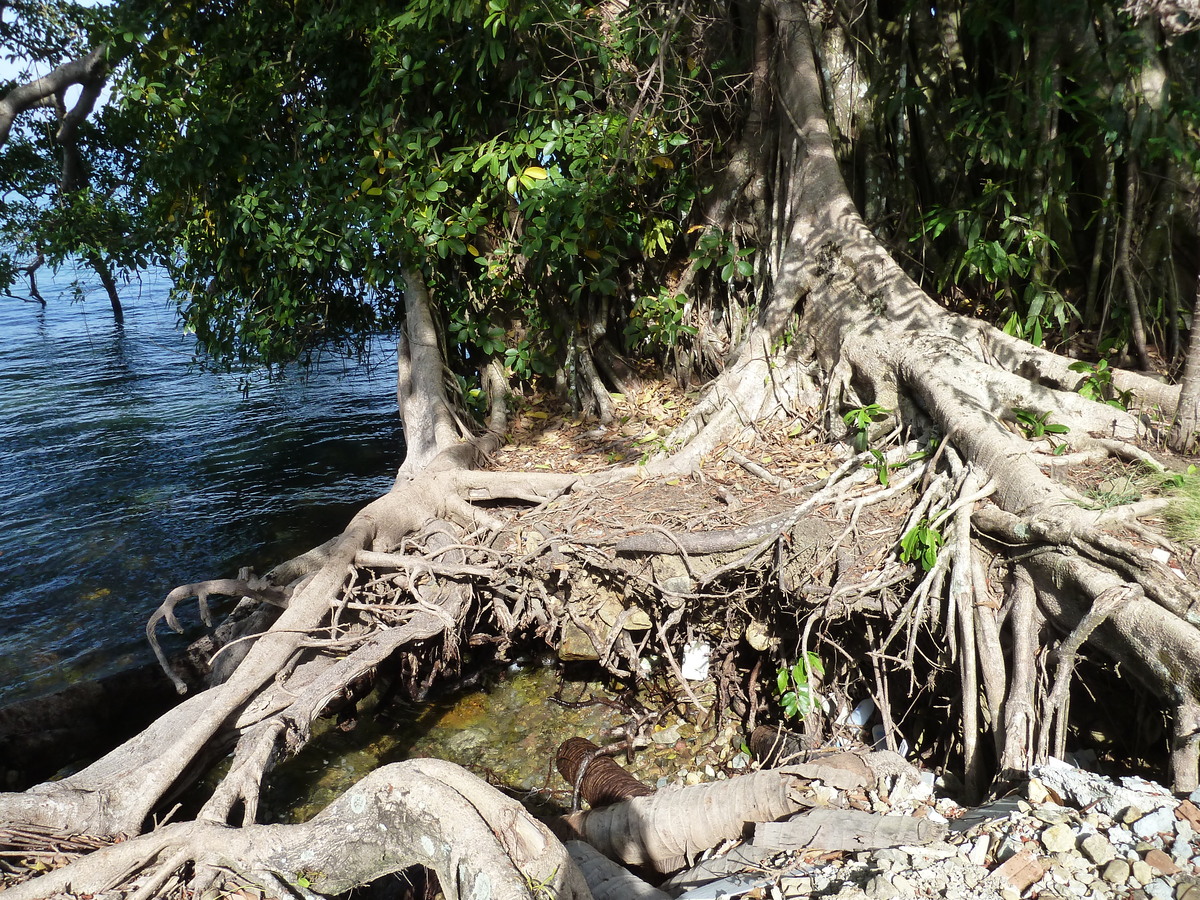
[2,0,1198,389]
[857,0,1200,366]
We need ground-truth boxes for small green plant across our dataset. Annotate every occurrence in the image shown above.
[775,652,825,720]
[635,431,670,465]
[1067,358,1133,409]
[1012,408,1070,440]
[900,519,943,571]
[843,403,891,452]
[294,870,324,889]
[524,867,561,900]
[865,449,893,486]
[864,446,928,487]
[690,229,755,283]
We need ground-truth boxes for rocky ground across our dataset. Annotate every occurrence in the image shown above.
[658,756,1200,900]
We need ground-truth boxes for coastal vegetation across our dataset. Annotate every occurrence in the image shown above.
[2,0,1199,896]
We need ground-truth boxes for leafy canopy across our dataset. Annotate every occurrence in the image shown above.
[75,0,737,376]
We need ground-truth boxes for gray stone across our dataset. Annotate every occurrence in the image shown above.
[1133,808,1179,840]
[1108,824,1136,847]
[864,875,899,900]
[888,874,912,895]
[1101,859,1131,885]
[779,875,813,895]
[871,849,910,867]
[651,723,682,744]
[1145,879,1174,900]
[995,835,1024,863]
[1080,833,1117,866]
[1035,806,1075,826]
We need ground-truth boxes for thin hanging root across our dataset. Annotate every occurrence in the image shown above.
[655,617,709,715]
[999,569,1038,777]
[949,471,982,800]
[146,575,290,693]
[972,554,1007,763]
[881,540,948,663]
[1038,584,1133,762]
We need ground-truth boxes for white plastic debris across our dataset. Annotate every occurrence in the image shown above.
[681,640,711,680]
[848,698,876,726]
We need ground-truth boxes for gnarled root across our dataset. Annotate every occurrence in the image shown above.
[550,751,911,872]
[3,760,591,900]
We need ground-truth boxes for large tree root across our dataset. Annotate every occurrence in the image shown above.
[4,6,1200,898]
[0,760,590,900]
[550,750,907,872]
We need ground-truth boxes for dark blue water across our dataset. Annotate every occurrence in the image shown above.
[0,265,401,704]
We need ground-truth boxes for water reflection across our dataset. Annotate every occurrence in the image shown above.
[0,266,401,704]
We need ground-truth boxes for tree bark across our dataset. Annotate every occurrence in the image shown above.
[1169,240,1200,453]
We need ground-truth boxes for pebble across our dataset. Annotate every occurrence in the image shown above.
[1043,823,1077,853]
[1081,833,1117,866]
[1102,859,1132,884]
[1137,808,1182,839]
[657,753,1200,900]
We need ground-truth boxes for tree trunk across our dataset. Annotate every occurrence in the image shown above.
[1,3,1196,897]
[87,252,124,324]
[1169,235,1200,453]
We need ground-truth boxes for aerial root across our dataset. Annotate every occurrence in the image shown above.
[147,571,290,693]
[1038,584,1132,762]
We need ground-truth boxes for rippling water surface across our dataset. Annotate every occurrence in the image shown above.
[0,266,401,704]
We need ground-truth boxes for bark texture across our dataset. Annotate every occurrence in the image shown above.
[1,2,1198,897]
